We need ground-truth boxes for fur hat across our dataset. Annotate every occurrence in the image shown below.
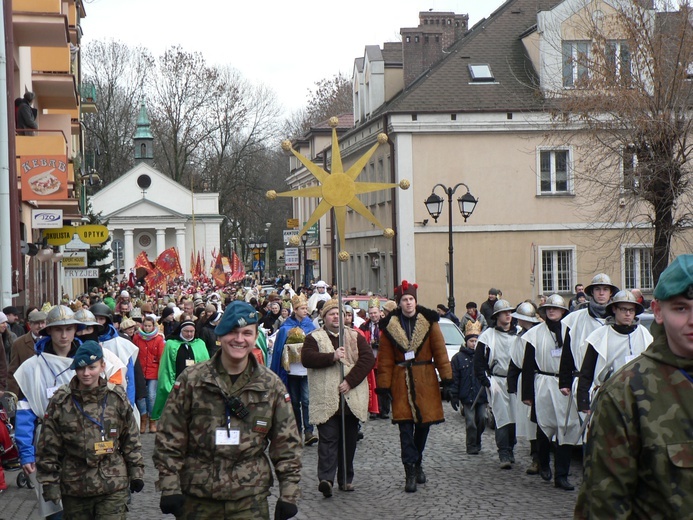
[394,280,418,304]
[320,299,340,318]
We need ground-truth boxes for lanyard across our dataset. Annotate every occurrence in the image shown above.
[72,393,109,441]
[40,353,73,386]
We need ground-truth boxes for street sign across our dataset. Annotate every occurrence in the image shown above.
[285,247,299,265]
[283,229,299,244]
[61,252,88,268]
[276,249,285,267]
[287,218,299,229]
[285,265,299,270]
[252,260,265,271]
[64,268,99,279]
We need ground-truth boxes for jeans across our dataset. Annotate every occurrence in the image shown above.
[495,423,516,461]
[146,379,158,414]
[463,403,487,452]
[288,375,313,434]
[398,422,430,465]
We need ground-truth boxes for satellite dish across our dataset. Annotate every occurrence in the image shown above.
[137,174,152,189]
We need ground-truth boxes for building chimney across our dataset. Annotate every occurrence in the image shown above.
[401,11,469,88]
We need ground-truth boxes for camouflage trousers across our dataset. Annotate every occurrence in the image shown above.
[61,488,128,520]
[181,494,270,519]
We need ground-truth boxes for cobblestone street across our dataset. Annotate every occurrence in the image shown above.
[2,403,580,519]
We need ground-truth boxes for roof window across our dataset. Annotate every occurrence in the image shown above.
[469,64,495,82]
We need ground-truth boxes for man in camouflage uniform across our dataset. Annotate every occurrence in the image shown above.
[154,300,302,520]
[575,254,693,519]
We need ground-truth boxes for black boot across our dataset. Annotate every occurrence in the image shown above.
[415,463,426,484]
[404,464,417,492]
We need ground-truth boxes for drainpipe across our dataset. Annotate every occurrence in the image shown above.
[0,5,12,308]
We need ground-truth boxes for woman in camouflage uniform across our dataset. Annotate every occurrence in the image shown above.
[36,341,144,519]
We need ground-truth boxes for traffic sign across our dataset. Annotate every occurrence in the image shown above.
[287,218,299,229]
[285,247,299,265]
[252,260,265,271]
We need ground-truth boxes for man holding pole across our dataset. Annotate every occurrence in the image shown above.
[301,299,374,497]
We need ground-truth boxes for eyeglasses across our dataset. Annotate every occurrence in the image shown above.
[614,306,636,314]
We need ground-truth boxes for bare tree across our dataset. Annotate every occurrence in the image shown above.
[149,46,222,183]
[284,72,353,138]
[82,40,153,185]
[547,0,693,283]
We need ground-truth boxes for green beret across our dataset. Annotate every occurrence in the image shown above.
[214,301,258,336]
[653,254,693,301]
[70,340,104,370]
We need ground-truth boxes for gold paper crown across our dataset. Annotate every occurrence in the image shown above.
[348,300,360,309]
[368,297,380,309]
[291,293,308,310]
[281,300,292,310]
[464,320,483,338]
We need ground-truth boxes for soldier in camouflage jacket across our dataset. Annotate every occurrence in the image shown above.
[575,254,693,519]
[154,300,302,520]
[36,341,144,518]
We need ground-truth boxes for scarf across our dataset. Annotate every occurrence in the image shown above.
[138,328,159,341]
[545,318,564,348]
[587,301,607,319]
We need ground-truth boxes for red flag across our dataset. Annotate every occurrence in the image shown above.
[134,251,154,275]
[229,251,246,282]
[190,250,195,277]
[156,247,183,280]
[194,251,202,278]
[211,251,227,287]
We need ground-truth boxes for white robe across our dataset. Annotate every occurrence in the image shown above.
[585,324,653,389]
[523,324,582,445]
[478,327,519,429]
[511,333,536,441]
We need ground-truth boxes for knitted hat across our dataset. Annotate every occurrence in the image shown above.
[383,300,397,313]
[394,280,418,304]
[120,317,137,331]
[321,299,340,318]
[653,254,693,300]
[0,312,6,325]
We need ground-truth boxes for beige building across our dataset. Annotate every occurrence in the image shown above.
[288,0,693,310]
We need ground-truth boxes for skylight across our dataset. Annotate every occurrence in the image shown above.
[469,64,495,82]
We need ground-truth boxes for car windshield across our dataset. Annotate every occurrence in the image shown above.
[439,321,465,345]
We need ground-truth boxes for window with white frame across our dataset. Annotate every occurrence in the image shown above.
[562,40,590,87]
[624,247,653,290]
[539,148,571,194]
[621,147,639,192]
[540,248,574,294]
[606,40,631,85]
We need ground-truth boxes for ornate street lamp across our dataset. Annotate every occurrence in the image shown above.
[424,183,478,314]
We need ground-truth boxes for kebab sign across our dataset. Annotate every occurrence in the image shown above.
[20,155,68,201]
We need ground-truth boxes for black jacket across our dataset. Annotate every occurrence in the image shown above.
[450,346,487,405]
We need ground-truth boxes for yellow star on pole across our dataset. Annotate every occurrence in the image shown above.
[267,117,410,260]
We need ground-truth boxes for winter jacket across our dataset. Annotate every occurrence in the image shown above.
[36,377,144,500]
[132,331,165,380]
[99,324,138,405]
[450,346,487,405]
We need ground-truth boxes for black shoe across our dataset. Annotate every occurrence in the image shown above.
[555,477,575,491]
[540,467,552,481]
[356,430,364,441]
[466,447,480,455]
[379,412,390,419]
[509,453,515,464]
[318,480,333,498]
[404,464,417,492]
[499,459,512,469]
[415,463,426,484]
[369,413,378,420]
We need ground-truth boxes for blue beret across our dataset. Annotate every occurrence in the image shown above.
[70,340,104,370]
[653,254,693,301]
[214,301,258,336]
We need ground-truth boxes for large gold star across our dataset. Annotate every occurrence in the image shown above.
[267,117,410,258]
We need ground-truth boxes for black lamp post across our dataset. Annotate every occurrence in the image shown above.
[301,233,309,288]
[424,183,478,314]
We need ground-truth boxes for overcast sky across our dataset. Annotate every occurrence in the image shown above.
[82,0,507,115]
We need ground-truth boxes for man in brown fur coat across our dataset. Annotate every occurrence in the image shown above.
[376,281,452,492]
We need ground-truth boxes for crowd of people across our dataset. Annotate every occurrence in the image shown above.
[0,255,691,518]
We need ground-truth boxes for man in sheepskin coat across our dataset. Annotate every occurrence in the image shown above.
[376,281,452,493]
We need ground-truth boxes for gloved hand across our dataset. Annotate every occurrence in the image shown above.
[450,396,459,411]
[42,484,61,505]
[130,479,144,493]
[481,378,491,388]
[274,500,298,520]
[160,494,186,516]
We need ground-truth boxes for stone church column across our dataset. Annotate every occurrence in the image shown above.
[176,228,186,276]
[156,228,166,257]
[123,228,135,273]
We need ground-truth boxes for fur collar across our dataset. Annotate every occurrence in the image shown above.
[381,305,438,353]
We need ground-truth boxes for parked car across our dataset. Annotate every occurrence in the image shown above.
[438,317,465,360]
